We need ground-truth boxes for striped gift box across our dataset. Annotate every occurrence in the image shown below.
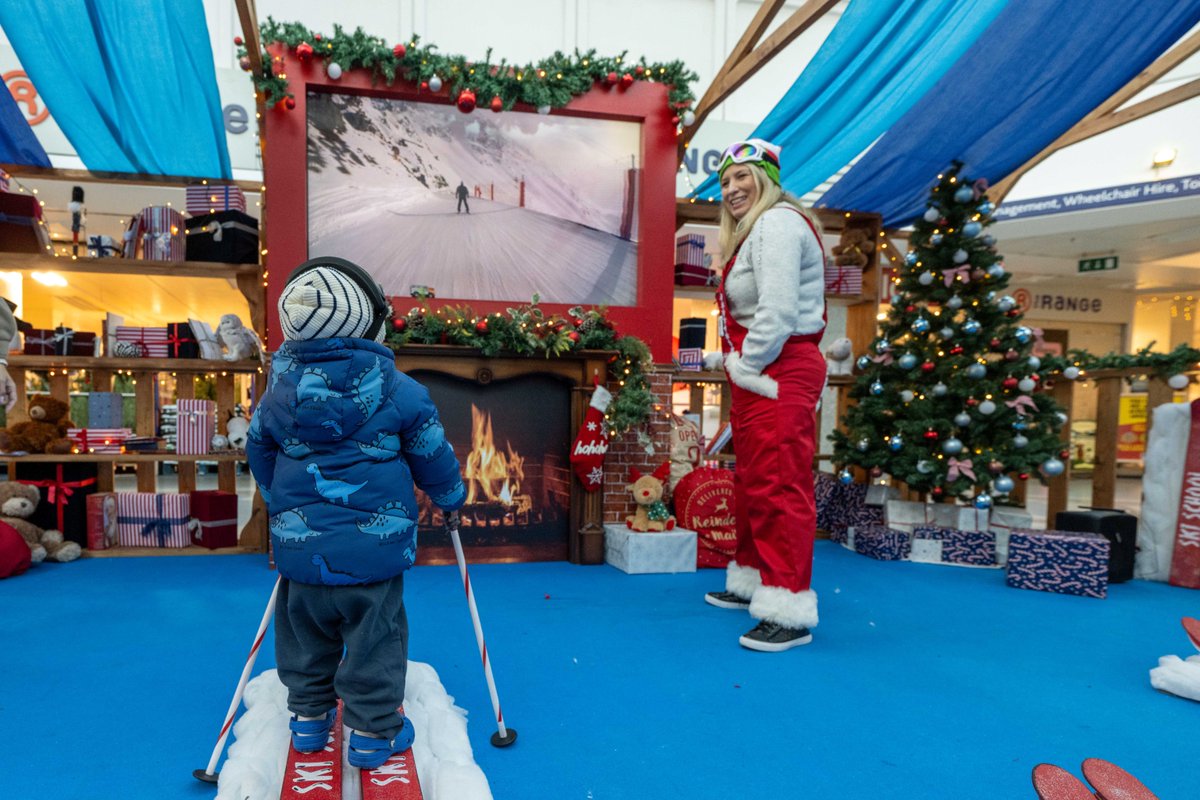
[116,493,192,548]
[186,184,247,216]
[123,206,185,261]
[114,326,169,358]
[67,428,133,454]
[823,262,863,295]
[674,233,705,268]
[176,399,215,455]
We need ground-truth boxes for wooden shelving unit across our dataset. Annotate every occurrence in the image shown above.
[9,355,263,374]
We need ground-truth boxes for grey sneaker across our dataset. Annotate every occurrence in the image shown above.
[738,620,812,652]
[705,590,750,609]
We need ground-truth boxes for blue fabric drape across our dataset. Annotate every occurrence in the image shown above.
[691,0,1011,201]
[819,0,1200,226]
[0,85,51,167]
[0,0,231,178]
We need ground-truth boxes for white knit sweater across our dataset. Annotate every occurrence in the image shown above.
[723,205,826,399]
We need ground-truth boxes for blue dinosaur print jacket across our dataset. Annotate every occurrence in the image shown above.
[247,337,466,585]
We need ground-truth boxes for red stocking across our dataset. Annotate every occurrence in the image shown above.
[571,383,612,491]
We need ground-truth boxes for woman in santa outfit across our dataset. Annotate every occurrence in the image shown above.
[704,139,827,652]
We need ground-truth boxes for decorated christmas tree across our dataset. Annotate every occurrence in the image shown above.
[831,165,1067,509]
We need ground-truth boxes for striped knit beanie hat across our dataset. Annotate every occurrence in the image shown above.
[278,261,382,342]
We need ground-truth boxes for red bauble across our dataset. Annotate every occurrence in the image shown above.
[989,338,1003,350]
[870,467,884,478]
[475,320,489,335]
[570,317,583,328]
[1004,349,1019,361]
[966,397,979,407]
[921,361,936,372]
[490,95,503,112]
[239,56,252,72]
[1030,373,1041,382]
[1006,309,1021,318]
[1002,377,1019,390]
[393,43,407,59]
[420,81,429,91]
[931,486,944,498]
[284,97,296,110]
[620,72,634,89]
[568,331,580,343]
[296,42,314,61]
[905,305,916,313]
[1059,449,1071,460]
[671,115,681,126]
[1018,472,1029,481]
[314,33,322,41]
[606,70,618,85]
[456,89,477,113]
[923,429,939,441]
[635,65,645,75]
[233,36,244,46]
[950,345,964,355]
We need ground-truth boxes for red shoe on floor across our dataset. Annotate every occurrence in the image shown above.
[1081,758,1159,800]
[1031,764,1095,800]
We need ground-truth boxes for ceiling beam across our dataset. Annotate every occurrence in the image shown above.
[679,0,840,157]
[990,30,1200,204]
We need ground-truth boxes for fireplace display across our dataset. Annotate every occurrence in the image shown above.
[411,371,572,563]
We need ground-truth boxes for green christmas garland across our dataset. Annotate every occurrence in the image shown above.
[242,19,698,114]
[1039,342,1200,381]
[386,295,653,435]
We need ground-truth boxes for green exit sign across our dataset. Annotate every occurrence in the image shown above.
[1079,256,1119,273]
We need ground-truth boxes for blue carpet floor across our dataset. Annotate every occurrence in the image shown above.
[2,541,1195,799]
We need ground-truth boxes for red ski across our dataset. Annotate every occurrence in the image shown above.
[1183,616,1200,653]
[359,707,423,800]
[280,703,344,799]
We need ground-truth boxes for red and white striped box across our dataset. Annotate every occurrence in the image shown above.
[176,399,215,455]
[116,493,192,548]
[185,184,247,216]
[123,206,185,261]
[67,427,133,454]
[824,262,863,295]
[114,326,169,358]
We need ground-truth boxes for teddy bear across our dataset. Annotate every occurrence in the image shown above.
[0,395,75,454]
[0,482,81,563]
[831,226,875,269]
[625,463,676,532]
[825,336,854,376]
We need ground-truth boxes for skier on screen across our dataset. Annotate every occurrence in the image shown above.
[456,181,470,214]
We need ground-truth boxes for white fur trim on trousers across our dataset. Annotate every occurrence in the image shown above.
[724,560,761,600]
[724,351,778,399]
[750,586,818,629]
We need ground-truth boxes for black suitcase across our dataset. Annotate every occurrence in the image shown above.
[185,209,259,264]
[1054,508,1138,583]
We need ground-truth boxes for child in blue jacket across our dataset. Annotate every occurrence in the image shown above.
[247,257,466,768]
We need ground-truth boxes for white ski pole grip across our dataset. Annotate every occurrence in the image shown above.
[447,515,517,747]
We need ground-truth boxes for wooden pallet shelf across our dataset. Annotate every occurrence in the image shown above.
[9,355,263,374]
[3,452,246,463]
[0,251,258,279]
[82,545,262,558]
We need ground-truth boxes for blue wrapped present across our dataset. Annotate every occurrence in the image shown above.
[852,525,910,561]
[912,525,997,567]
[815,472,842,533]
[1006,529,1109,599]
[87,391,124,428]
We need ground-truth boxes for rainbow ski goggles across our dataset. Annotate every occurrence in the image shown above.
[717,139,782,185]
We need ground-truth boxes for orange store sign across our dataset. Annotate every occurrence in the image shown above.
[4,69,48,125]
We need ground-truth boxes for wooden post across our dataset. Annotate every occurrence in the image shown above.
[90,368,116,493]
[1046,379,1073,523]
[1091,376,1122,508]
[1144,377,1173,441]
[48,369,69,403]
[216,373,237,494]
[134,370,157,492]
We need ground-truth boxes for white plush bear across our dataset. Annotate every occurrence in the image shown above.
[825,337,854,375]
[217,314,264,363]
[225,409,250,450]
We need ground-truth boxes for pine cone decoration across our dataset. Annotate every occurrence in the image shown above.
[578,314,599,333]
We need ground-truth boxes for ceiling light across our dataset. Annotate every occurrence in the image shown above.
[1152,147,1176,168]
[31,271,68,287]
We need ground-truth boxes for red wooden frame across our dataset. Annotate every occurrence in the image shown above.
[262,46,677,360]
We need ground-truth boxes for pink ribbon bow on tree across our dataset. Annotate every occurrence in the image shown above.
[943,265,971,287]
[1006,395,1039,414]
[870,351,894,366]
[946,457,976,482]
[972,178,990,200]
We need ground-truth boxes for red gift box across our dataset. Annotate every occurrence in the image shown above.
[114,326,169,358]
[0,190,51,253]
[186,184,247,216]
[86,493,119,550]
[23,328,56,355]
[189,490,239,549]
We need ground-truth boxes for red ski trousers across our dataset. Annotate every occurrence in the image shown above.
[729,340,825,593]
